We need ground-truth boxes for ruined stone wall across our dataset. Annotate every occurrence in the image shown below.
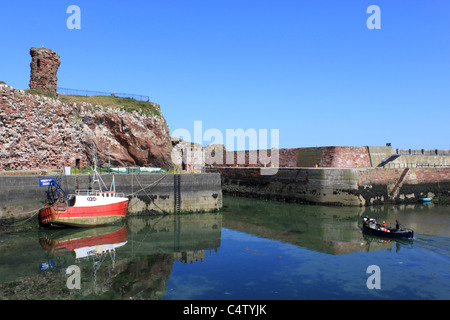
[29,47,61,93]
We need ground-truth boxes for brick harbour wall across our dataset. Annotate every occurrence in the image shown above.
[197,146,449,171]
[358,167,450,185]
[210,146,372,168]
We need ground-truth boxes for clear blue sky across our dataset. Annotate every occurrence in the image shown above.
[1,0,449,150]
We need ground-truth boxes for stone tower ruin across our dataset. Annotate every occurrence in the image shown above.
[29,47,61,93]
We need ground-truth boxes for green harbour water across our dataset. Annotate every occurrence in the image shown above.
[0,196,449,300]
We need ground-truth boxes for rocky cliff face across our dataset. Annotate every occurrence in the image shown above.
[0,84,173,170]
[78,102,173,168]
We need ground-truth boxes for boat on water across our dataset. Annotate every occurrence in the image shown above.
[362,217,414,239]
[39,165,129,228]
[419,197,432,203]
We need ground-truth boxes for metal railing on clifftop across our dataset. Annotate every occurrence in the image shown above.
[56,87,150,102]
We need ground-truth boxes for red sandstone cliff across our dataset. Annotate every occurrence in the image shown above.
[0,84,173,170]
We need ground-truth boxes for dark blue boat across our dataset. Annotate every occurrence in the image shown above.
[362,217,414,239]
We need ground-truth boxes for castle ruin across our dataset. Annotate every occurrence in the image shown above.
[29,47,61,93]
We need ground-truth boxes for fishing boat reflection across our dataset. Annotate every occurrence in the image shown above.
[39,224,128,266]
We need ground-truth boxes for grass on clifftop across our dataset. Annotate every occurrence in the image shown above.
[25,89,160,116]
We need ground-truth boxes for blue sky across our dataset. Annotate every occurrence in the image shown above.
[1,0,449,150]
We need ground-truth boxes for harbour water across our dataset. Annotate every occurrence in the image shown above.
[0,196,449,300]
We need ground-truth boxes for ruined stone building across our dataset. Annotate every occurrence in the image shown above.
[29,47,61,93]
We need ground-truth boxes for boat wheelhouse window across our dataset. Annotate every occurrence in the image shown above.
[68,197,76,207]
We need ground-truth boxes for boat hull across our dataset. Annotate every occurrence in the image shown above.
[39,199,128,228]
[362,221,414,239]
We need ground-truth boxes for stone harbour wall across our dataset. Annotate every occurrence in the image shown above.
[219,167,450,206]
[0,173,223,219]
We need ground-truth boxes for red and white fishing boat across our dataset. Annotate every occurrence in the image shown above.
[39,165,129,228]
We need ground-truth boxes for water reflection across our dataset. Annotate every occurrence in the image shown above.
[224,197,374,255]
[0,197,448,300]
[223,196,449,254]
[0,213,222,299]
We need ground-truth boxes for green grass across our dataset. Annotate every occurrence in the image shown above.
[25,89,57,99]
[25,90,160,117]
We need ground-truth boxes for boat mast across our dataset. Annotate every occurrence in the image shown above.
[92,154,108,192]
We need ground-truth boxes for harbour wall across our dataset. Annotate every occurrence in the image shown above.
[198,146,449,170]
[0,173,223,219]
[219,167,450,206]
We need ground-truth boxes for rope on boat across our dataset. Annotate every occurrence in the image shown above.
[126,173,170,214]
[127,173,168,197]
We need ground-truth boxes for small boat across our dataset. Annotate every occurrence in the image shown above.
[39,165,129,228]
[362,217,414,239]
[419,197,432,203]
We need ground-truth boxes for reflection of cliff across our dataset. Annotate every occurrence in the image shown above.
[223,196,388,255]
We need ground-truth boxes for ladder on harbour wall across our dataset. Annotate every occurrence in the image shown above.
[174,174,181,214]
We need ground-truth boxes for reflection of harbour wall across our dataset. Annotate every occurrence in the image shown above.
[219,167,449,206]
[0,173,222,218]
[0,213,222,299]
[222,196,370,255]
[126,213,222,255]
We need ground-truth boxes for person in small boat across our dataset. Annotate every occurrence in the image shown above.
[395,220,401,231]
[381,221,386,227]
